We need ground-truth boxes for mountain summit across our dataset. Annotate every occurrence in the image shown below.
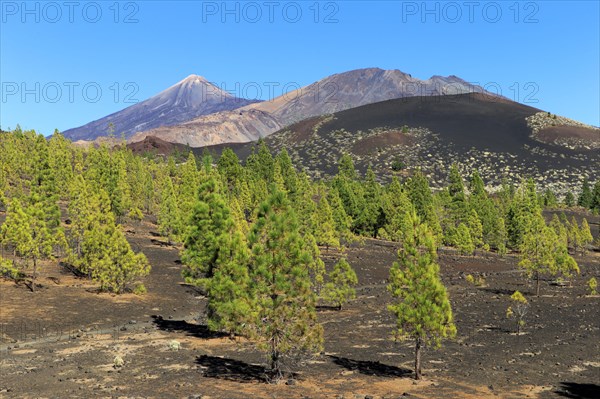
[62,75,261,141]
[130,68,492,147]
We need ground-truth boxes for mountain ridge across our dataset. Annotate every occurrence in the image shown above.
[129,67,495,147]
[62,75,261,141]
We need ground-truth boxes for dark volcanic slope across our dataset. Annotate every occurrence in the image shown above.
[202,93,599,194]
[318,93,538,153]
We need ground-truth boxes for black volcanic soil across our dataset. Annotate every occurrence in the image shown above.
[537,126,600,146]
[1,213,599,398]
[351,130,414,156]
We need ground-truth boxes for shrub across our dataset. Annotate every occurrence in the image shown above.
[133,283,147,295]
[168,340,181,351]
[506,291,528,335]
[113,355,124,368]
[588,277,598,295]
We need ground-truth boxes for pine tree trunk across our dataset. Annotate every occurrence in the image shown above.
[270,338,281,382]
[536,272,540,297]
[31,258,37,293]
[414,338,422,380]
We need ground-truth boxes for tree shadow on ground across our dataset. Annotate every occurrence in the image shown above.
[328,355,411,378]
[480,287,533,296]
[151,315,227,339]
[316,305,341,312]
[554,382,600,399]
[195,355,268,383]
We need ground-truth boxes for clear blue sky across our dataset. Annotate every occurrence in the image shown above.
[1,0,598,135]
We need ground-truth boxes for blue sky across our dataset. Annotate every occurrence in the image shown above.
[1,0,598,135]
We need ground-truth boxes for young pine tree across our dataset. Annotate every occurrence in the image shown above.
[1,198,56,291]
[578,178,593,209]
[206,228,252,338]
[506,291,528,335]
[579,218,593,253]
[181,176,231,286]
[322,258,358,310]
[80,190,150,294]
[158,177,181,245]
[519,215,578,296]
[315,195,340,251]
[247,188,323,381]
[455,223,475,255]
[563,192,575,207]
[387,211,456,380]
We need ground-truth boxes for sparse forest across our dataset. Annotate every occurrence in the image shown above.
[0,127,599,385]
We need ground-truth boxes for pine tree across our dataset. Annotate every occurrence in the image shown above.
[406,170,442,244]
[87,221,151,294]
[567,217,583,253]
[506,291,528,335]
[66,174,97,274]
[455,222,475,255]
[579,218,593,253]
[177,152,200,224]
[276,149,298,195]
[229,197,250,237]
[338,153,357,180]
[563,192,575,207]
[387,211,456,380]
[591,181,600,213]
[467,209,484,249]
[542,188,558,208]
[206,228,252,337]
[447,164,468,225]
[519,215,578,296]
[379,177,413,241]
[304,233,326,295]
[549,214,568,247]
[315,195,340,250]
[217,148,243,189]
[506,179,540,249]
[79,190,150,293]
[322,258,358,310]
[181,176,231,285]
[247,189,323,380]
[356,167,383,237]
[158,177,181,245]
[0,198,55,291]
[578,178,593,209]
[327,187,353,242]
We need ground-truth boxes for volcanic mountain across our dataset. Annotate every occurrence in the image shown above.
[188,93,598,194]
[62,75,260,141]
[129,68,491,147]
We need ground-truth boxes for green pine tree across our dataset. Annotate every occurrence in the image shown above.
[158,177,181,245]
[1,198,56,292]
[181,176,231,285]
[246,188,323,380]
[578,178,593,209]
[322,258,358,310]
[563,192,575,207]
[315,195,340,250]
[206,228,252,338]
[388,211,456,380]
[519,214,578,296]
